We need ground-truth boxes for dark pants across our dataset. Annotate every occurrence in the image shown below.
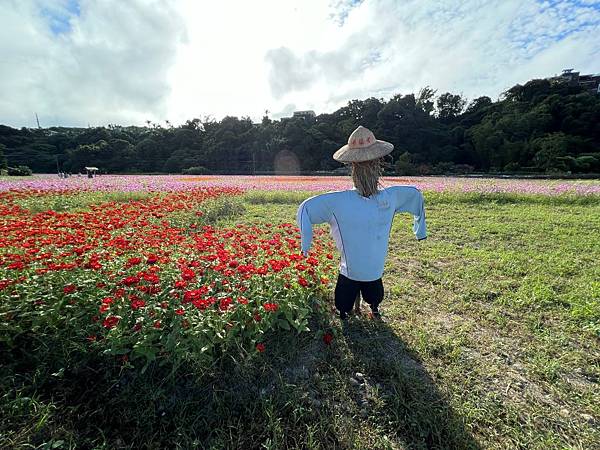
[334,273,384,314]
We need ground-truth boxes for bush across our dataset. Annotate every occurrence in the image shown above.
[432,162,454,174]
[394,151,418,175]
[7,165,32,176]
[416,164,434,175]
[182,166,210,175]
[503,162,521,172]
[424,163,475,175]
[573,155,599,173]
[452,164,475,174]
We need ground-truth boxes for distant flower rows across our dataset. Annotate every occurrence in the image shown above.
[1,174,599,195]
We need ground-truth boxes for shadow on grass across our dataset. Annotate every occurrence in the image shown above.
[338,316,481,449]
[1,310,481,449]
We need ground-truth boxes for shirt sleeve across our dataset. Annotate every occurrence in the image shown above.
[389,186,427,240]
[296,193,334,254]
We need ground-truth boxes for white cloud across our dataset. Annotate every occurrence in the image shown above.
[265,0,600,109]
[0,0,186,127]
[0,0,598,128]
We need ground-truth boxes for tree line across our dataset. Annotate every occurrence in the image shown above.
[1,77,599,176]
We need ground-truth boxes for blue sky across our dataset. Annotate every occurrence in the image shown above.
[41,0,80,35]
[1,0,599,128]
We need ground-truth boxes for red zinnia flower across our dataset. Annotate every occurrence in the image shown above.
[126,257,142,267]
[263,302,278,312]
[306,256,319,266]
[298,276,309,287]
[256,342,265,352]
[181,268,195,281]
[323,332,333,345]
[63,284,77,294]
[130,297,146,310]
[103,316,120,329]
[122,275,140,286]
[219,297,233,311]
[143,273,160,284]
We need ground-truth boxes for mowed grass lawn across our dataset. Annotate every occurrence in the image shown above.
[2,190,599,449]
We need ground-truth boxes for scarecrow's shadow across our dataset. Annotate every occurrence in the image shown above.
[337,313,482,449]
[7,299,481,448]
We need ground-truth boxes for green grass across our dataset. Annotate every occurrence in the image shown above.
[13,191,153,213]
[167,195,247,229]
[243,190,318,205]
[2,190,599,449]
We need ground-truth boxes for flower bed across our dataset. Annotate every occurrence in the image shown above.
[2,174,599,195]
[0,187,336,372]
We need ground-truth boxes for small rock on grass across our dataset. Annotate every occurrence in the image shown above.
[581,413,595,424]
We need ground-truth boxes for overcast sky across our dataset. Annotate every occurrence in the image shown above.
[1,0,599,128]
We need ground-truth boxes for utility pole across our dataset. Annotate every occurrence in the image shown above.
[35,112,41,129]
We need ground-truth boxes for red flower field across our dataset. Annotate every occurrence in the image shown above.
[0,187,336,369]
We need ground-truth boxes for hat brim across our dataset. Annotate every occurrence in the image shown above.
[333,140,394,163]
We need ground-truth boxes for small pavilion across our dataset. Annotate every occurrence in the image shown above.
[84,167,99,178]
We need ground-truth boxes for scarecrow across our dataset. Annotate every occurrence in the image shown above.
[296,126,427,320]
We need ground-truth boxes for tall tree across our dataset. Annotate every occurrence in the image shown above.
[417,86,437,116]
[0,143,7,170]
[436,92,467,122]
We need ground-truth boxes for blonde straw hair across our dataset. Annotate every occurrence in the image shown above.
[351,158,384,197]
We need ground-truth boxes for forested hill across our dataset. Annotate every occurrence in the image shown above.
[1,78,599,175]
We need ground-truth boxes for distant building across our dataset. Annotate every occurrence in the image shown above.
[84,166,99,178]
[292,110,316,120]
[547,69,600,95]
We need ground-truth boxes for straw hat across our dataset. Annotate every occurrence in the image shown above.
[333,126,394,163]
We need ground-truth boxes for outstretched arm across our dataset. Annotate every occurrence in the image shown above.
[296,193,334,256]
[390,186,427,240]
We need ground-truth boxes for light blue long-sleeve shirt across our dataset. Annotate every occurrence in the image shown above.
[296,185,427,281]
